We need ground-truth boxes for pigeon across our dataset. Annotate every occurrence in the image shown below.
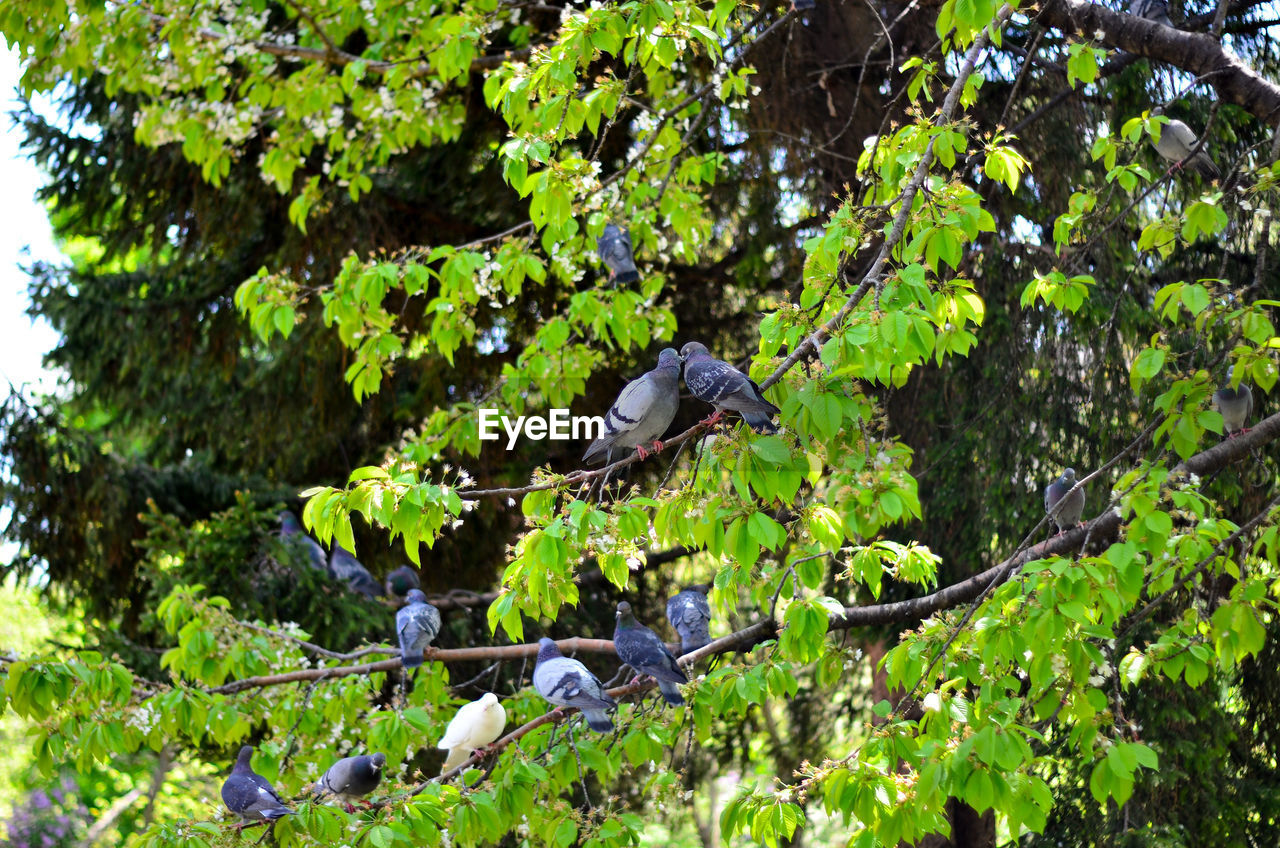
[437,693,507,774]
[613,601,687,706]
[680,341,780,434]
[220,745,295,829]
[384,565,421,602]
[313,753,386,811]
[1214,367,1253,436]
[597,224,640,285]
[1130,0,1172,27]
[1152,118,1219,181]
[791,0,816,9]
[666,585,712,656]
[278,511,327,572]
[582,348,682,465]
[1044,468,1086,535]
[532,637,617,732]
[329,545,383,599]
[397,589,442,668]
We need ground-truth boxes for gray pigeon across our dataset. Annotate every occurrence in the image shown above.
[614,602,687,706]
[791,0,816,9]
[313,752,386,811]
[532,637,617,732]
[597,224,640,285]
[278,511,327,572]
[1130,0,1172,27]
[680,341,780,434]
[582,348,682,465]
[666,585,712,656]
[1152,118,1219,180]
[384,565,421,602]
[397,589,442,668]
[221,745,295,829]
[1044,468,1086,535]
[1214,368,1253,436]
[329,545,383,599]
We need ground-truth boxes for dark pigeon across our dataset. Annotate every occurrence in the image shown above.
[680,341,780,434]
[614,601,687,706]
[278,511,327,572]
[221,745,295,829]
[384,565,421,602]
[666,585,712,656]
[313,752,386,811]
[597,224,640,285]
[791,0,816,10]
[1214,368,1253,436]
[532,637,616,732]
[397,589,442,668]
[1044,468,1086,535]
[583,348,682,465]
[1130,0,1172,26]
[329,545,383,599]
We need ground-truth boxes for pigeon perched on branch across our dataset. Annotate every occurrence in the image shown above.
[329,545,383,599]
[221,745,295,829]
[1130,0,1173,27]
[597,224,640,285]
[666,585,712,655]
[532,638,616,732]
[1152,117,1219,181]
[384,565,421,602]
[1044,468,1086,535]
[680,341,780,433]
[438,693,507,774]
[313,753,385,811]
[278,511,327,572]
[583,348,682,465]
[614,602,687,705]
[397,589,442,668]
[1214,367,1253,436]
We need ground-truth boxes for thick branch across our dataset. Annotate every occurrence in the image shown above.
[833,409,1280,629]
[1037,0,1280,125]
[179,412,1280,702]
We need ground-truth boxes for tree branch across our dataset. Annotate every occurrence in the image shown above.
[1036,0,1280,125]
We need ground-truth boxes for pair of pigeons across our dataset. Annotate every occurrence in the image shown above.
[221,745,386,828]
[533,590,714,732]
[583,342,780,466]
[1042,370,1252,535]
[278,511,422,601]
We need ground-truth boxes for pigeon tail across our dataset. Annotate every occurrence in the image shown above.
[740,410,779,434]
[612,269,640,285]
[402,650,424,669]
[441,748,469,774]
[583,440,630,466]
[581,709,614,733]
[1192,154,1220,181]
[680,636,711,655]
[657,680,686,706]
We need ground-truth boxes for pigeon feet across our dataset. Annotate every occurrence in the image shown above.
[700,410,726,427]
[1227,427,1251,438]
[635,444,651,461]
